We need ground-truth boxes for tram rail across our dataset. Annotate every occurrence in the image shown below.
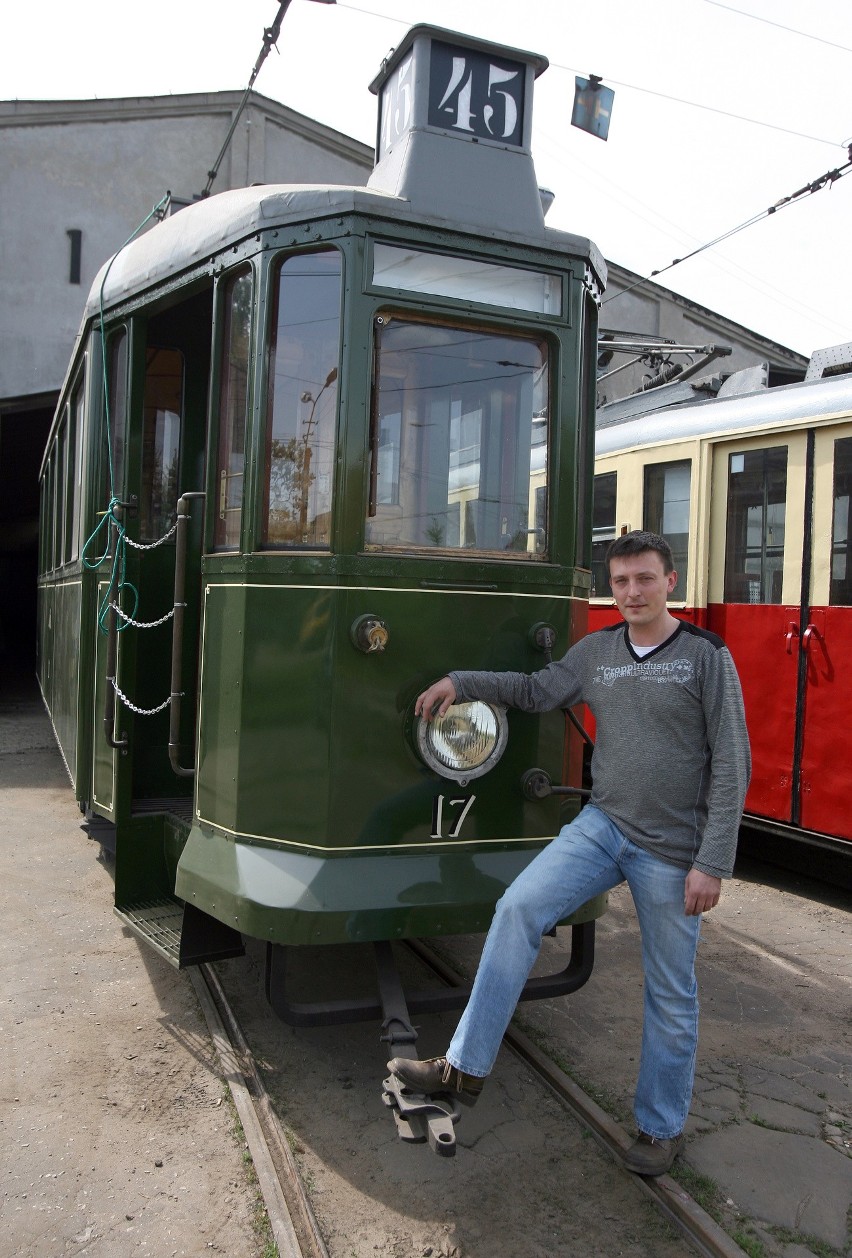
[194,945,748,1258]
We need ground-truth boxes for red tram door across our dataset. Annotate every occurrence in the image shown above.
[707,426,852,844]
[796,426,852,838]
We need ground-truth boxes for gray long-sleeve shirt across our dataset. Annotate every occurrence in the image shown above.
[450,620,751,878]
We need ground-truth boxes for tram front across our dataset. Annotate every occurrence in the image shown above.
[173,26,606,960]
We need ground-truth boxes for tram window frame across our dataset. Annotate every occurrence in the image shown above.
[723,445,788,604]
[366,312,551,559]
[212,267,253,552]
[260,249,343,551]
[590,471,616,596]
[830,435,852,606]
[643,459,691,600]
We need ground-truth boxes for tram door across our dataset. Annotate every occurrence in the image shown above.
[707,425,852,839]
[90,289,213,814]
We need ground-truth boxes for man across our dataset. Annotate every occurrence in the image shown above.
[388,530,750,1176]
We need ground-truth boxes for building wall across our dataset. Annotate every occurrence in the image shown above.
[598,262,807,404]
[0,91,373,403]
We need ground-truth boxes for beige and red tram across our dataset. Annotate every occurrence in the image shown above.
[589,348,852,856]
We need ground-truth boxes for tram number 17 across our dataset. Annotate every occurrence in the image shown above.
[431,795,475,839]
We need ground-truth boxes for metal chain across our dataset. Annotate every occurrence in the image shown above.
[110,677,179,717]
[124,522,179,550]
[109,600,178,630]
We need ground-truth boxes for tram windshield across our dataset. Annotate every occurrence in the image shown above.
[367,319,549,557]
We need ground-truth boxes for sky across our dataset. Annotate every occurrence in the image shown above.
[4,0,851,357]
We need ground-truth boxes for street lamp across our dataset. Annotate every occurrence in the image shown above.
[298,367,338,539]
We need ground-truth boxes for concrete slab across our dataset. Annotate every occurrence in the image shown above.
[687,1123,852,1249]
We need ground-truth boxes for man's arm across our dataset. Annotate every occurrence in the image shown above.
[693,646,752,880]
[416,653,585,722]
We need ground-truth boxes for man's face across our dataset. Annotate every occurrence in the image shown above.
[608,550,677,631]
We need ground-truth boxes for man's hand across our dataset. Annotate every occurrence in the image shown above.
[684,869,722,916]
[415,677,457,722]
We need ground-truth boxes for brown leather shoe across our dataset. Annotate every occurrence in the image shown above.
[622,1132,685,1176]
[386,1056,485,1107]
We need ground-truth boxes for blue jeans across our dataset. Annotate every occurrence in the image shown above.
[447,805,701,1140]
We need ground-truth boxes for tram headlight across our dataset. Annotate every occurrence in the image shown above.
[416,701,508,784]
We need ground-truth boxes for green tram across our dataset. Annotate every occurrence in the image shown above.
[38,26,606,1126]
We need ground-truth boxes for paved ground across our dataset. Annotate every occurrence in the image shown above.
[0,669,268,1258]
[2,663,850,1257]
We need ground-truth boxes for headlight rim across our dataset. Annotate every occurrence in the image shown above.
[415,699,509,784]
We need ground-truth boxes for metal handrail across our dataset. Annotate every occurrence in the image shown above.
[169,493,206,777]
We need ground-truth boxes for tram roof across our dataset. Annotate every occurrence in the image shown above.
[84,182,605,320]
[595,369,852,458]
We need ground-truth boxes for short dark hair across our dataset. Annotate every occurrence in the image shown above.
[605,530,674,575]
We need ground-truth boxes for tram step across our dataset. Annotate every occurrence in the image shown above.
[115,897,246,970]
[115,897,184,967]
[131,797,194,823]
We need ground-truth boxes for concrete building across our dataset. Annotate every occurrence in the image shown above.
[0,90,372,406]
[0,90,372,668]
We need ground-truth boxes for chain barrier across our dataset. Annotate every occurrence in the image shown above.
[110,677,180,717]
[109,599,184,630]
[124,522,178,550]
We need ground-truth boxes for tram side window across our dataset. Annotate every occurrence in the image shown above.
[106,334,126,505]
[101,331,128,508]
[44,451,56,571]
[367,319,549,557]
[141,348,183,542]
[56,410,69,565]
[644,460,690,600]
[724,446,787,603]
[214,270,253,550]
[69,378,84,563]
[591,471,616,595]
[262,251,341,549]
[830,436,852,605]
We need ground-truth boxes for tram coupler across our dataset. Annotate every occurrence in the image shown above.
[381,1073,459,1156]
[375,940,460,1157]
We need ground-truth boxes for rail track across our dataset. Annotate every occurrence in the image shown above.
[193,943,748,1258]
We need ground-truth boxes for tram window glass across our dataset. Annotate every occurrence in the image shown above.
[373,243,562,315]
[214,270,252,550]
[103,331,127,507]
[591,471,616,595]
[367,319,548,557]
[644,460,690,599]
[140,348,183,542]
[262,251,341,549]
[830,436,852,605]
[724,446,787,603]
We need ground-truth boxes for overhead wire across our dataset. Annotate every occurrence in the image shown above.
[701,0,852,56]
[601,153,852,306]
[532,129,849,340]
